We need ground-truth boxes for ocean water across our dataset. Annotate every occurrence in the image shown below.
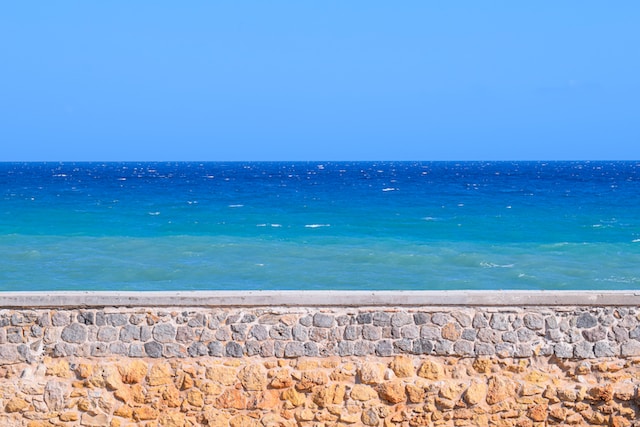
[1,161,639,291]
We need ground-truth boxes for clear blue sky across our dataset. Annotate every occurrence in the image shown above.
[1,2,638,161]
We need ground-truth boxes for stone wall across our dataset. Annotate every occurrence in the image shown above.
[1,305,640,426]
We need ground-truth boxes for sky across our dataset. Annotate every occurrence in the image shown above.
[1,2,639,161]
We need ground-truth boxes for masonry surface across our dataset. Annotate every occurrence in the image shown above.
[1,298,640,426]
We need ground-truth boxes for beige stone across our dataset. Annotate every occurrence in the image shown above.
[230,414,261,427]
[215,388,247,410]
[81,413,110,426]
[5,398,29,413]
[390,356,414,378]
[187,389,204,407]
[486,376,512,405]
[378,381,406,404]
[269,369,293,389]
[527,404,547,422]
[441,322,461,340]
[361,408,380,426]
[238,364,267,391]
[59,411,79,422]
[464,381,487,406]
[281,388,305,407]
[147,363,174,386]
[358,362,386,385]
[119,360,148,384]
[295,370,328,391]
[134,406,158,421]
[406,383,426,403]
[417,360,445,380]
[205,365,237,386]
[312,383,346,407]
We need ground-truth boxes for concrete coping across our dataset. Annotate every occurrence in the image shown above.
[1,290,640,308]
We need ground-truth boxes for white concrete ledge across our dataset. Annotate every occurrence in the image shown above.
[1,290,640,308]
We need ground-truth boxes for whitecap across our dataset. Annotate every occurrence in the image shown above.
[117,177,127,181]
[228,204,244,208]
[271,224,282,228]
[422,217,437,221]
[305,224,330,228]
[256,224,267,227]
[382,187,398,192]
[480,262,514,268]
[632,239,640,243]
[148,212,161,216]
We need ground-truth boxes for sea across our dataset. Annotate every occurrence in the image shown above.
[1,161,639,291]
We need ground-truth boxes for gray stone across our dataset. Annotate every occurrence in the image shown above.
[249,324,268,341]
[245,341,261,356]
[77,311,95,325]
[363,325,381,341]
[582,326,607,342]
[372,312,391,327]
[44,381,67,411]
[502,331,518,343]
[207,341,223,357]
[629,326,640,340]
[514,344,533,358]
[612,325,629,343]
[97,327,118,342]
[375,340,394,356]
[176,326,195,343]
[554,342,573,358]
[566,330,582,343]
[52,312,71,327]
[546,329,563,342]
[495,343,515,358]
[517,328,536,343]
[53,343,75,357]
[523,313,544,330]
[163,343,186,358]
[225,341,244,358]
[453,340,474,356]
[338,341,354,356]
[61,323,87,343]
[313,313,334,328]
[472,313,489,328]
[91,342,109,357]
[477,328,501,344]
[402,325,420,339]
[574,341,595,358]
[188,314,206,327]
[241,313,257,323]
[336,315,350,326]
[17,345,33,363]
[431,313,449,326]
[391,312,412,327]
[144,341,163,358]
[576,312,597,329]
[434,339,453,355]
[128,343,145,357]
[7,327,24,344]
[354,340,375,356]
[594,341,617,357]
[274,341,286,358]
[30,325,43,338]
[490,314,509,331]
[304,342,319,357]
[512,317,524,329]
[106,313,128,327]
[621,340,640,357]
[299,315,312,327]
[140,326,152,342]
[215,328,230,341]
[461,328,477,341]
[284,342,305,358]
[152,324,176,343]
[187,342,208,357]
[120,325,141,343]
[259,341,274,357]
[292,325,308,341]
[270,324,291,340]
[110,342,128,355]
[420,326,440,340]
[545,316,558,329]
[452,311,472,327]
[475,343,495,356]
[412,338,433,355]
[356,313,372,324]
[231,323,247,340]
[344,325,360,341]
[413,313,429,325]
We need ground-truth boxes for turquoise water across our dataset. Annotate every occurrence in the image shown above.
[1,161,639,290]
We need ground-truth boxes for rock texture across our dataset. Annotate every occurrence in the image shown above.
[1,306,640,425]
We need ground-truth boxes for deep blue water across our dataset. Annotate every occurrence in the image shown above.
[1,161,639,290]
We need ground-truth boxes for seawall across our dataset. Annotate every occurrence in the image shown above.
[1,291,640,427]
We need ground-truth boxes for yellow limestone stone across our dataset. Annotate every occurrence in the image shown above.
[358,362,386,385]
[5,397,29,413]
[463,381,487,406]
[119,360,148,384]
[205,365,238,386]
[390,355,414,378]
[417,360,445,380]
[147,363,174,386]
[378,381,406,404]
[238,364,267,391]
[282,388,305,407]
[350,384,378,401]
